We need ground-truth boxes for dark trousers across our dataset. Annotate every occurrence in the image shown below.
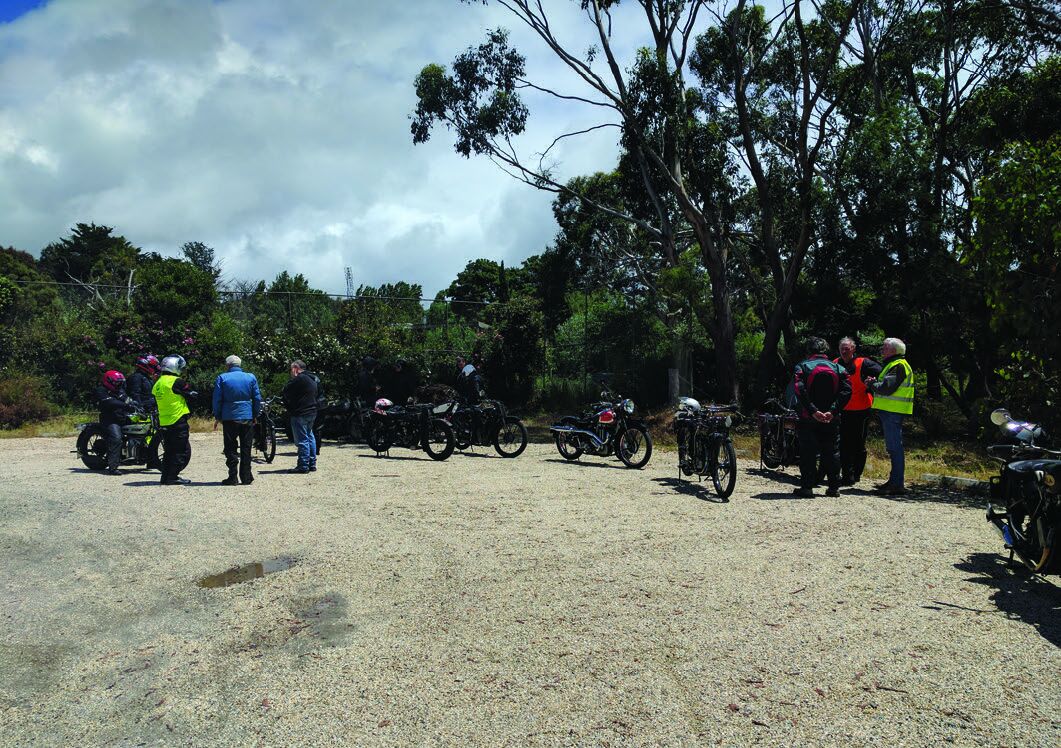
[797,420,840,490]
[160,417,191,483]
[223,420,254,483]
[103,422,123,470]
[838,409,871,482]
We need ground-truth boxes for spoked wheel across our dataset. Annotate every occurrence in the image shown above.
[617,426,653,469]
[76,426,108,470]
[423,418,455,461]
[709,438,738,499]
[255,419,277,463]
[494,417,528,458]
[554,417,583,461]
[760,429,782,469]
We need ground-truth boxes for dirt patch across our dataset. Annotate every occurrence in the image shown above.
[0,434,1058,746]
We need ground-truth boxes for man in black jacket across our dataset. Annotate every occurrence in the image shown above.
[792,337,851,497]
[282,359,318,473]
[96,370,136,475]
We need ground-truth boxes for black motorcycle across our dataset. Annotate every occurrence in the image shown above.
[550,389,652,469]
[673,397,740,498]
[985,409,1061,574]
[757,397,800,470]
[76,408,162,470]
[366,399,456,461]
[437,398,528,458]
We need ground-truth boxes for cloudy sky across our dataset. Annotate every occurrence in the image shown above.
[0,0,643,296]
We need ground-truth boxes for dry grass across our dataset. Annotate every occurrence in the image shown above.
[0,413,217,439]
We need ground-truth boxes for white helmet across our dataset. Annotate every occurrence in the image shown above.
[678,396,701,412]
[160,354,187,375]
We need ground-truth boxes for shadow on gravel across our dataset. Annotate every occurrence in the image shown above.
[877,484,986,509]
[122,480,210,487]
[954,553,1061,647]
[651,477,728,503]
[355,453,436,462]
[746,467,801,486]
[541,458,625,470]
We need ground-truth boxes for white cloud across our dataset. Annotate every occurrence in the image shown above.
[0,0,645,296]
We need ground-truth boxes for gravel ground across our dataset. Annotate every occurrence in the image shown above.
[1,434,1058,747]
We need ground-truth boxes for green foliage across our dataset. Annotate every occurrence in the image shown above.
[39,223,140,289]
[133,254,219,328]
[480,295,543,402]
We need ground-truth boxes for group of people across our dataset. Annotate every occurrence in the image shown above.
[93,354,326,485]
[789,336,914,498]
[94,354,195,485]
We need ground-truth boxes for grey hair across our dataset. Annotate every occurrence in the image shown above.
[883,337,906,355]
[290,360,306,371]
[838,336,856,348]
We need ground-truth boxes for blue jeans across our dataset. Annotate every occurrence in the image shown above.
[877,411,905,487]
[290,414,317,470]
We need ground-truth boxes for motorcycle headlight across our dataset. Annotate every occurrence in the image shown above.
[623,399,635,414]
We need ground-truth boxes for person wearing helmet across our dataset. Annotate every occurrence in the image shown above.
[152,354,196,485]
[127,355,160,413]
[96,370,136,475]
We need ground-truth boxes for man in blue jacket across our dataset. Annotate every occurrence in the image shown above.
[212,355,262,486]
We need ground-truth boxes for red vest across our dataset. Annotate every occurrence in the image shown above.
[835,356,873,411]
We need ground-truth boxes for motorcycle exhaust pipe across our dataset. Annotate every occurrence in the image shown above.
[549,425,605,449]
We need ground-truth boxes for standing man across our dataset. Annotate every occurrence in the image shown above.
[866,337,914,495]
[791,337,851,498]
[455,355,482,404]
[834,337,882,486]
[282,359,318,474]
[153,355,195,486]
[212,355,261,486]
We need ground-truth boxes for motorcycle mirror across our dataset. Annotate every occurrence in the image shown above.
[990,408,1011,427]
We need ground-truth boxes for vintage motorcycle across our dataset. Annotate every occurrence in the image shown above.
[550,389,652,469]
[437,398,528,458]
[986,408,1061,574]
[673,397,740,498]
[75,407,162,471]
[757,397,800,470]
[366,398,456,461]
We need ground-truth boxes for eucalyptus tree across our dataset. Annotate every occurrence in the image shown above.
[412,0,748,399]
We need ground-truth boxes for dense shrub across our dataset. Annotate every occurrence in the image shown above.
[0,372,55,429]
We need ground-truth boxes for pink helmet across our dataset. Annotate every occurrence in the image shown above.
[102,370,126,393]
[373,398,394,414]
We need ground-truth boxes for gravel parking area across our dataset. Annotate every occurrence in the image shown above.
[1,434,1058,746]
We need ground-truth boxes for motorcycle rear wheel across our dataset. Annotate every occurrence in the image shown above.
[555,417,583,461]
[423,418,455,461]
[366,422,392,453]
[760,429,782,469]
[76,425,108,471]
[617,426,652,469]
[255,419,277,463]
[148,434,165,471]
[494,418,528,458]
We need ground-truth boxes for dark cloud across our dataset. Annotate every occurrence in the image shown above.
[0,0,625,295]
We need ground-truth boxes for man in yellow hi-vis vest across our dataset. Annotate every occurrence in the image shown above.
[152,354,196,485]
[866,337,914,495]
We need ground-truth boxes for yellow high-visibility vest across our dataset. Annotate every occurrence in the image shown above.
[871,358,914,415]
[153,374,190,426]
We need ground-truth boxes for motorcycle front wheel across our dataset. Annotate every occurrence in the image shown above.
[617,426,653,469]
[76,425,107,470]
[423,418,455,461]
[554,417,583,461]
[709,438,738,499]
[494,417,528,458]
[148,434,165,471]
